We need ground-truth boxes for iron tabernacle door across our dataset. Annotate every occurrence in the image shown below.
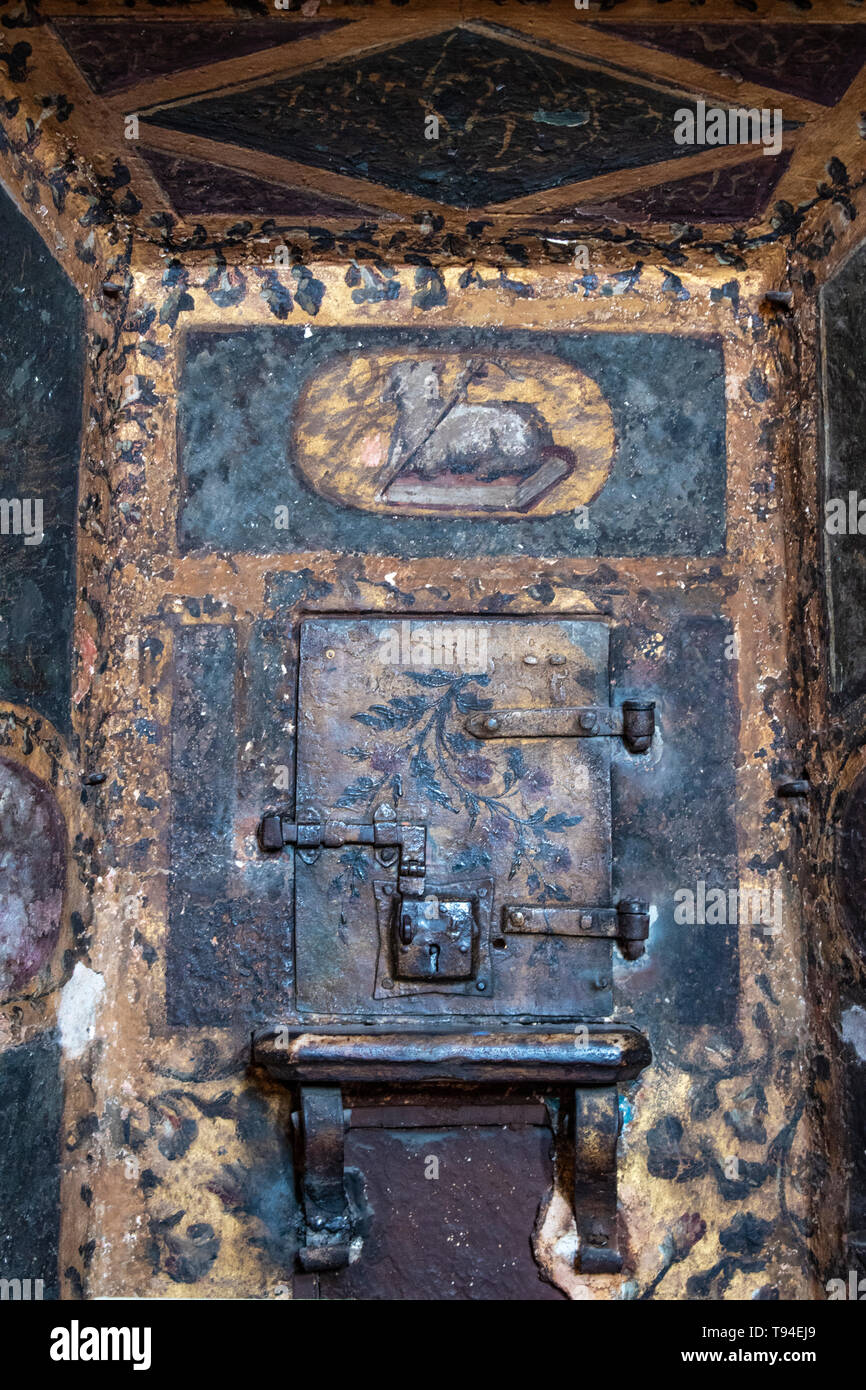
[293,615,619,1017]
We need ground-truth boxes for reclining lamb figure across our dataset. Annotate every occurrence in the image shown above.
[377,358,574,491]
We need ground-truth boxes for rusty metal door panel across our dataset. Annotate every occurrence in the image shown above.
[293,615,613,1019]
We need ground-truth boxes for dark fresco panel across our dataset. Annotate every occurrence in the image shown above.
[168,623,293,1028]
[841,995,866,1239]
[575,151,792,226]
[594,23,866,107]
[0,1033,63,1299]
[138,149,375,220]
[611,614,740,1032]
[835,771,866,1237]
[52,18,351,96]
[178,327,727,560]
[0,182,83,737]
[168,625,237,1027]
[821,242,866,707]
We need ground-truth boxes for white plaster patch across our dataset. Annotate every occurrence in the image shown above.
[842,1005,866,1061]
[58,962,105,1058]
[531,1186,587,1299]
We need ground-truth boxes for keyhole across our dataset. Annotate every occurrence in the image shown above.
[428,942,440,973]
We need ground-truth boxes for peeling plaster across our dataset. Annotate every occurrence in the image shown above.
[842,1006,866,1062]
[58,963,105,1059]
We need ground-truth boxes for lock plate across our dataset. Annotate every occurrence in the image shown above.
[373,878,494,998]
[396,895,477,980]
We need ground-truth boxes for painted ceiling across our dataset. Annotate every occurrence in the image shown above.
[3,0,866,260]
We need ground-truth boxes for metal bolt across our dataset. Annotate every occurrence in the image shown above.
[484,716,500,732]
[591,976,609,991]
[325,648,335,659]
[381,977,393,989]
[579,711,597,731]
[523,655,538,665]
[476,980,486,991]
[509,910,526,929]
[549,653,566,666]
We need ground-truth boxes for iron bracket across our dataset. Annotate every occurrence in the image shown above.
[256,1026,651,1278]
[573,1086,623,1273]
[294,1086,354,1272]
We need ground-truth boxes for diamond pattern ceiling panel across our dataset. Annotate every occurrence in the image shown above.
[143,27,715,208]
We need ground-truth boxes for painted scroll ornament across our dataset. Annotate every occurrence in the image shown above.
[292,350,615,519]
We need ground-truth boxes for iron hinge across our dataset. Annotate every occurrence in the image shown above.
[465,699,655,754]
[502,899,650,961]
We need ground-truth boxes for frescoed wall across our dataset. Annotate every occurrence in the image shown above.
[51,247,815,1301]
[0,177,87,1301]
[2,0,866,1304]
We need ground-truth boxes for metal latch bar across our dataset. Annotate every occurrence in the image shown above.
[465,699,655,754]
[258,804,427,897]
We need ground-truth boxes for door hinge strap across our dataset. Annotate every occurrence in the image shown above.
[465,700,655,753]
[503,900,649,961]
